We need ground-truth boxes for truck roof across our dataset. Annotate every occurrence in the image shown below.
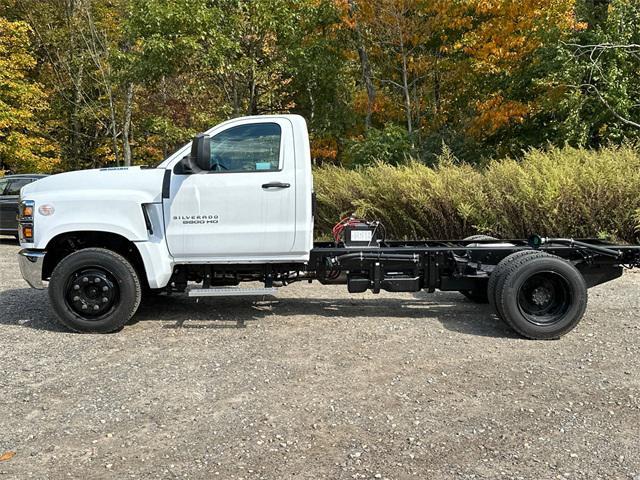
[2,174,49,179]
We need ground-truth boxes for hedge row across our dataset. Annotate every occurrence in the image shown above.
[314,145,640,243]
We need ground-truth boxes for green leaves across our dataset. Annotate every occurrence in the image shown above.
[345,125,414,167]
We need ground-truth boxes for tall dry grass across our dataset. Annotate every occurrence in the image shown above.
[314,145,640,242]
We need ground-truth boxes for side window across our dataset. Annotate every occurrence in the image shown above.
[0,179,8,196]
[209,123,281,172]
[6,178,31,196]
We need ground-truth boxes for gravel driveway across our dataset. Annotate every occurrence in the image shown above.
[1,238,639,479]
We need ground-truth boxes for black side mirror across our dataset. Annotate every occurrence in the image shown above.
[192,133,211,170]
[181,133,211,172]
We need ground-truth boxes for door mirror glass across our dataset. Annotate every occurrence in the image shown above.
[189,133,211,172]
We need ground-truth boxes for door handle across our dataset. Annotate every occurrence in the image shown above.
[262,182,290,189]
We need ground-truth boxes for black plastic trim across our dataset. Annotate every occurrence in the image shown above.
[142,205,153,235]
[162,169,171,199]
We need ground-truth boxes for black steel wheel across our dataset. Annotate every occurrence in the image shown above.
[516,272,572,325]
[494,253,587,339]
[49,248,141,333]
[65,268,120,317]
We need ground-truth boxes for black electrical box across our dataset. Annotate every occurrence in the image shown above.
[344,221,382,248]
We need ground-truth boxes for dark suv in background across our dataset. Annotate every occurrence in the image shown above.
[0,174,48,237]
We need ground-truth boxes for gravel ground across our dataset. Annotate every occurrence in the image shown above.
[1,238,639,480]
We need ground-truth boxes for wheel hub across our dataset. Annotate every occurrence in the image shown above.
[66,269,118,317]
[531,286,552,306]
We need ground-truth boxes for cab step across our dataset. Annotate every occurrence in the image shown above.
[187,286,279,297]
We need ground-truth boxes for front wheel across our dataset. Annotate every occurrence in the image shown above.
[48,248,142,333]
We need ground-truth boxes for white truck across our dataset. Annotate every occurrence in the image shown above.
[17,114,640,338]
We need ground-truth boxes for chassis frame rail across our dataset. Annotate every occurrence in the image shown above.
[309,238,640,294]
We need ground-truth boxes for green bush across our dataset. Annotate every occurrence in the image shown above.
[314,145,640,243]
[344,124,413,167]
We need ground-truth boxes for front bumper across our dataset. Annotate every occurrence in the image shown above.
[18,249,46,289]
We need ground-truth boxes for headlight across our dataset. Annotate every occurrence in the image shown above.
[19,200,34,220]
[18,200,35,243]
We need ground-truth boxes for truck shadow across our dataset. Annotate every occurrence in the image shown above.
[0,287,517,338]
[135,289,516,338]
[0,236,19,245]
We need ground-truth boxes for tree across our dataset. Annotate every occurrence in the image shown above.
[0,17,59,173]
[556,0,640,146]
[353,0,432,143]
[437,0,585,158]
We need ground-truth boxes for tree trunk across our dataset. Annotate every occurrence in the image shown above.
[400,50,413,141]
[308,85,316,122]
[71,62,84,169]
[348,0,376,130]
[433,52,441,119]
[247,65,258,115]
[107,86,120,167]
[161,75,168,159]
[122,82,134,167]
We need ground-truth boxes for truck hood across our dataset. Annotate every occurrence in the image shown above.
[22,166,167,203]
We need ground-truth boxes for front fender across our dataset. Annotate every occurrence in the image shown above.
[28,190,153,249]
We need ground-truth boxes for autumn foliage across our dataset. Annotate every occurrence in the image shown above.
[0,0,638,172]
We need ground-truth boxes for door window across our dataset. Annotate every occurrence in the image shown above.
[209,123,281,172]
[0,179,8,195]
[6,178,32,195]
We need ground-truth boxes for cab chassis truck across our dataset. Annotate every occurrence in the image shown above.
[16,115,640,339]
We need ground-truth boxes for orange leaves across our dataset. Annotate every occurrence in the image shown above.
[470,94,532,138]
[311,137,339,162]
[0,451,16,462]
[445,0,581,74]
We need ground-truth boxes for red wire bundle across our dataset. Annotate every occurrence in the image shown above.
[332,215,361,244]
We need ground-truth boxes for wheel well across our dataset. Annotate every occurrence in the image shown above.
[43,231,148,287]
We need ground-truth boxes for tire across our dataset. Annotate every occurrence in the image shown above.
[488,250,542,311]
[494,253,588,340]
[464,235,497,242]
[48,248,142,333]
[459,235,497,303]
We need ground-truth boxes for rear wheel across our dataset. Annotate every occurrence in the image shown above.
[48,248,142,333]
[494,253,587,339]
[488,249,542,311]
[460,235,497,303]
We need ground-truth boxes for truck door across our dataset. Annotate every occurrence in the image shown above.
[162,118,297,259]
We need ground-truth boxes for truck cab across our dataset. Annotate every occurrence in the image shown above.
[17,115,314,332]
